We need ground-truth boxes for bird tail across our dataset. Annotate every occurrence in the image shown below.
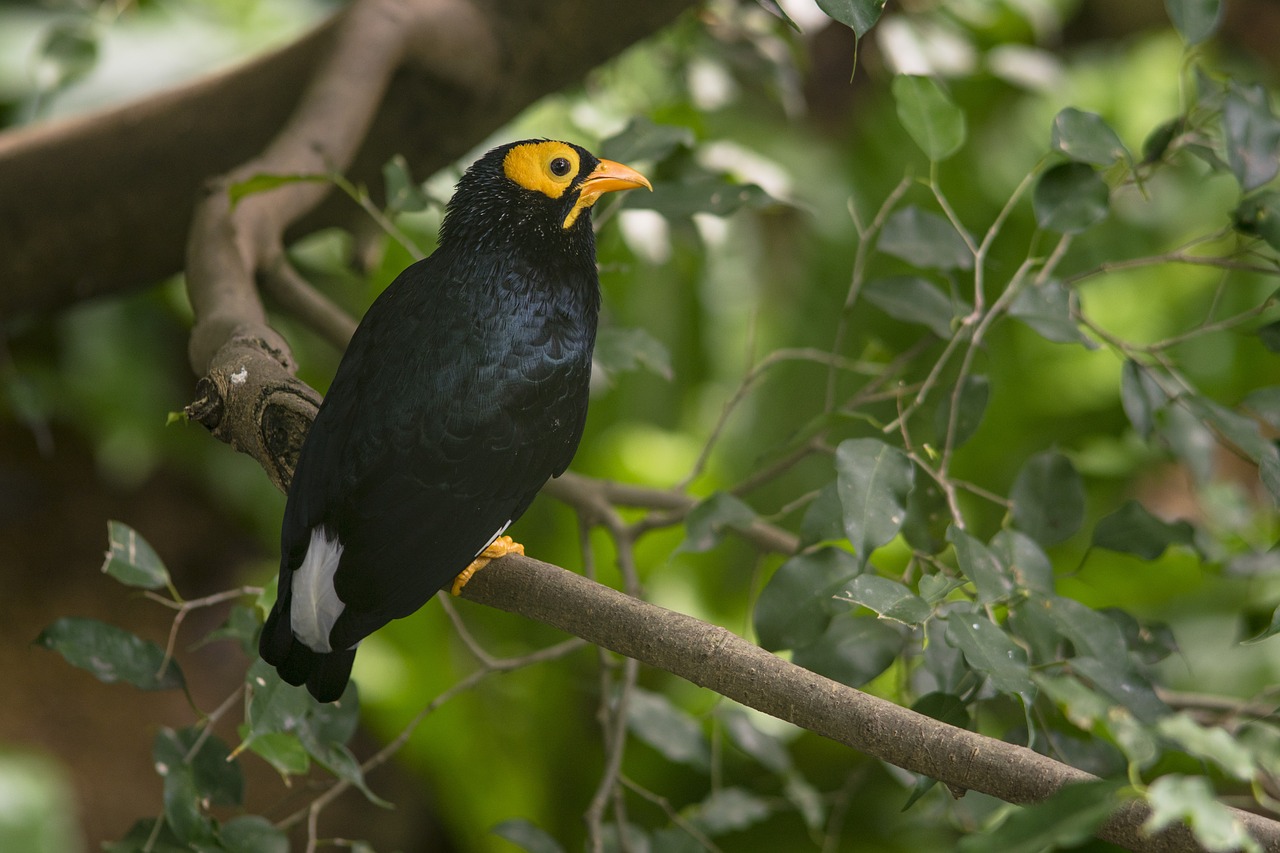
[260,597,355,703]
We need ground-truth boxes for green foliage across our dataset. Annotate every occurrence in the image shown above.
[17,0,1280,850]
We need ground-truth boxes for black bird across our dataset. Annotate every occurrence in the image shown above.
[259,140,651,702]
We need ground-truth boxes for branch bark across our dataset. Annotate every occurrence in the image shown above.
[459,555,1280,853]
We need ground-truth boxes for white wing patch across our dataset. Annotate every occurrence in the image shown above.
[475,520,513,558]
[291,527,347,653]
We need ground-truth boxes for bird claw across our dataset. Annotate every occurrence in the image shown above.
[451,535,525,595]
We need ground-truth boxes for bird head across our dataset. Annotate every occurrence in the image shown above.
[439,139,652,252]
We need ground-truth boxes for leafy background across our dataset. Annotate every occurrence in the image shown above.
[2,0,1280,851]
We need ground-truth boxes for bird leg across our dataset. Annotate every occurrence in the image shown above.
[451,535,525,595]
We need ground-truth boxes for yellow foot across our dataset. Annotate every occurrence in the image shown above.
[451,535,525,595]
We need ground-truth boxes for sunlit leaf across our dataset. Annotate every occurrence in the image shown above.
[1222,81,1280,192]
[228,172,330,207]
[35,618,184,691]
[944,604,1035,701]
[958,780,1126,853]
[595,326,674,381]
[792,613,905,688]
[1036,673,1113,730]
[242,732,309,778]
[755,548,861,651]
[1144,775,1263,853]
[836,438,915,567]
[1050,108,1129,166]
[101,520,171,590]
[837,574,931,625]
[817,0,887,37]
[878,206,974,271]
[1010,451,1085,546]
[626,687,710,769]
[947,526,1015,604]
[1008,279,1097,347]
[1165,0,1223,44]
[491,818,567,853]
[863,275,966,338]
[1092,500,1195,560]
[1231,191,1280,251]
[690,787,772,835]
[1033,162,1109,233]
[893,75,967,162]
[1157,713,1256,780]
[680,492,757,553]
[935,374,990,449]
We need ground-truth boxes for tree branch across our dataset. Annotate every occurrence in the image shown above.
[459,554,1280,853]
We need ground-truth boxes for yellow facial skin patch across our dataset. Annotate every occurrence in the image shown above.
[502,141,581,200]
[502,140,653,230]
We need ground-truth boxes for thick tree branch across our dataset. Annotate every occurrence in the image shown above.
[460,555,1280,853]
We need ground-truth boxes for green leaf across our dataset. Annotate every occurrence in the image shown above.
[754,548,861,650]
[680,491,757,553]
[877,206,974,271]
[637,176,773,220]
[153,734,213,845]
[1037,596,1128,662]
[1157,713,1257,780]
[1144,775,1263,853]
[1245,603,1280,644]
[1092,500,1195,560]
[299,733,390,809]
[892,75,967,162]
[1033,162,1110,233]
[1102,608,1178,664]
[595,326,673,381]
[1008,279,1097,347]
[863,275,967,338]
[602,117,695,164]
[991,529,1055,595]
[1050,108,1130,166]
[902,478,949,554]
[382,155,430,215]
[1258,320,1280,355]
[228,172,330,207]
[218,815,289,853]
[690,787,772,835]
[35,20,98,91]
[792,613,905,688]
[835,438,915,567]
[958,780,1125,853]
[626,687,710,769]
[491,818,567,853]
[1231,191,1280,252]
[104,819,188,853]
[1142,116,1185,164]
[242,732,309,778]
[1165,0,1223,45]
[101,520,170,590]
[1120,360,1167,440]
[947,526,1015,604]
[837,574,932,625]
[1222,81,1280,192]
[935,374,990,448]
[800,481,844,547]
[719,707,792,774]
[1036,673,1113,730]
[1010,451,1085,546]
[784,773,826,831]
[1071,657,1169,723]
[945,605,1035,702]
[153,727,243,809]
[912,692,971,729]
[817,0,887,37]
[35,618,184,691]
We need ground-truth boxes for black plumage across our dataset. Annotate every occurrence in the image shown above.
[259,139,650,701]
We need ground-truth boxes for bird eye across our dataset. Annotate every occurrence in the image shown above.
[549,157,572,177]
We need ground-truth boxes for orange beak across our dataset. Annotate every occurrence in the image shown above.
[577,158,653,206]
